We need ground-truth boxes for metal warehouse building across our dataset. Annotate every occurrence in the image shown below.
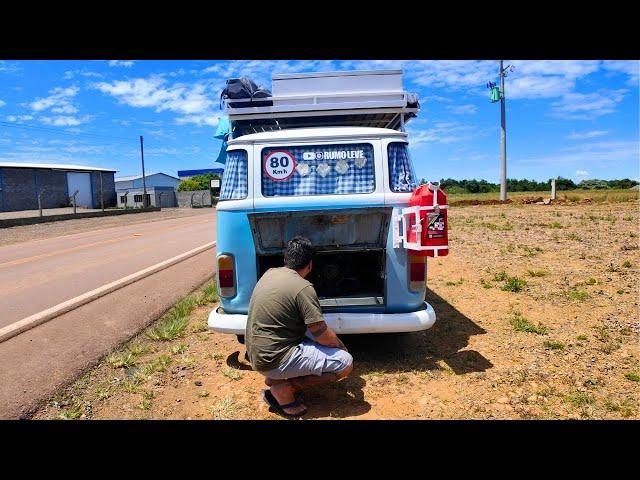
[0,162,117,212]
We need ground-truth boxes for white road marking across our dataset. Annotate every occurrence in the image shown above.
[0,241,216,343]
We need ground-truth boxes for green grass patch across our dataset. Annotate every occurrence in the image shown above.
[57,404,83,420]
[527,269,549,277]
[586,277,597,285]
[106,351,138,369]
[576,334,588,341]
[222,367,242,381]
[565,391,595,408]
[171,343,188,355]
[549,221,563,229]
[520,245,544,257]
[564,287,590,301]
[493,271,508,282]
[565,232,581,241]
[479,278,493,289]
[190,320,209,333]
[500,276,527,293]
[543,340,565,350]
[624,372,640,382]
[622,260,632,268]
[482,222,514,231]
[197,281,219,305]
[509,312,548,335]
[146,316,189,341]
[209,396,239,420]
[445,278,464,286]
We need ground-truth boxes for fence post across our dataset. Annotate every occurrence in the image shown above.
[551,178,557,200]
[38,187,45,217]
[190,192,196,207]
[201,191,207,207]
[70,190,79,215]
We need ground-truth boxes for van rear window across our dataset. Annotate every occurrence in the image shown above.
[388,142,417,192]
[261,143,375,197]
[219,149,248,200]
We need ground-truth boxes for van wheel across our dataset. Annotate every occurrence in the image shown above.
[236,335,245,345]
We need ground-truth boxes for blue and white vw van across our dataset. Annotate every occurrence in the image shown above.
[208,70,436,340]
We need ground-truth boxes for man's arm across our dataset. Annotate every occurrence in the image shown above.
[307,321,347,351]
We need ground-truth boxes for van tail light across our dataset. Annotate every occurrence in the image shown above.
[217,254,236,297]
[409,254,426,291]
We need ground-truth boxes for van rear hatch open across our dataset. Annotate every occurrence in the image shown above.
[249,207,392,308]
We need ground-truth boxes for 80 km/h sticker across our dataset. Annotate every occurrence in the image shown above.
[264,150,296,181]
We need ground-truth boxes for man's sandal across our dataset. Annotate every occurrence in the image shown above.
[262,389,307,418]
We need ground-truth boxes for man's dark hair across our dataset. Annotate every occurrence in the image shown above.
[284,236,314,270]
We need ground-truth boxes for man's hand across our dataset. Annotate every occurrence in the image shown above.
[307,321,347,351]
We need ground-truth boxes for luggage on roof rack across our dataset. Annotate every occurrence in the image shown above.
[220,70,420,138]
[220,77,273,109]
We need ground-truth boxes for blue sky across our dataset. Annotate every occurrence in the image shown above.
[1,60,638,183]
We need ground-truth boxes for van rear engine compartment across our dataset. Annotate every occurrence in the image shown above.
[249,208,391,308]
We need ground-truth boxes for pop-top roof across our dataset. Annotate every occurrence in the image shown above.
[224,70,419,138]
[228,126,407,145]
[0,162,117,172]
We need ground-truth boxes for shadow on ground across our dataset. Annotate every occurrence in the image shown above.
[224,288,491,418]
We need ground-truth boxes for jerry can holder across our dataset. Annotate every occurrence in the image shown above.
[392,204,449,254]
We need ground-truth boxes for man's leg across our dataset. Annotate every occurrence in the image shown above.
[263,340,353,414]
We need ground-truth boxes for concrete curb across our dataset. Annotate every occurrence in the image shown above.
[0,241,216,344]
[0,207,162,229]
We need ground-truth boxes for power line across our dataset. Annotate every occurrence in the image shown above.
[0,120,134,144]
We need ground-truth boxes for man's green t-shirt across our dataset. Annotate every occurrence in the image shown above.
[245,267,324,372]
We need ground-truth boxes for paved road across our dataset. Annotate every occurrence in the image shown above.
[0,210,216,328]
[0,209,217,418]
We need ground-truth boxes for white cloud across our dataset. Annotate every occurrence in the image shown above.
[566,130,609,140]
[6,115,34,122]
[51,104,78,114]
[94,77,213,115]
[407,121,485,147]
[516,140,639,167]
[446,104,477,115]
[552,89,627,120]
[576,170,589,177]
[94,77,218,126]
[29,86,79,112]
[108,60,135,67]
[40,115,89,127]
[0,100,5,107]
[602,60,639,85]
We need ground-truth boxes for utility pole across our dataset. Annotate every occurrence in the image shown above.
[499,60,507,201]
[140,135,148,208]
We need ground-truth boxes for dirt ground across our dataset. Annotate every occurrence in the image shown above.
[33,201,639,420]
[0,208,211,247]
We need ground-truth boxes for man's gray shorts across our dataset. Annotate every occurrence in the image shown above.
[259,338,353,380]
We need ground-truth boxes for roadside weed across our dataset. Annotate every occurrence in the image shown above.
[543,340,565,350]
[146,316,188,341]
[527,269,549,277]
[509,312,548,335]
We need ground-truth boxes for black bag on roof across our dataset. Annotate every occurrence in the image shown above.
[220,77,273,109]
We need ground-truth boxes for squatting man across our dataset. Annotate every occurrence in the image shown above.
[245,236,353,417]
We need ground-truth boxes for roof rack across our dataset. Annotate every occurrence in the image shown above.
[224,70,420,138]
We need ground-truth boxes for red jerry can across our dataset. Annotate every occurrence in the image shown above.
[406,182,449,257]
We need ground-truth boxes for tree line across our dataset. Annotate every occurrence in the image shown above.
[177,173,222,192]
[421,177,639,194]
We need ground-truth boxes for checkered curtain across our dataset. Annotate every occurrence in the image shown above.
[388,142,417,192]
[219,150,248,200]
[261,144,375,197]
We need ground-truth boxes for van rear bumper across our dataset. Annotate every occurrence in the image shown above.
[208,302,436,335]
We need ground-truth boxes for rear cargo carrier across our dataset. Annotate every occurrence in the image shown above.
[249,208,392,308]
